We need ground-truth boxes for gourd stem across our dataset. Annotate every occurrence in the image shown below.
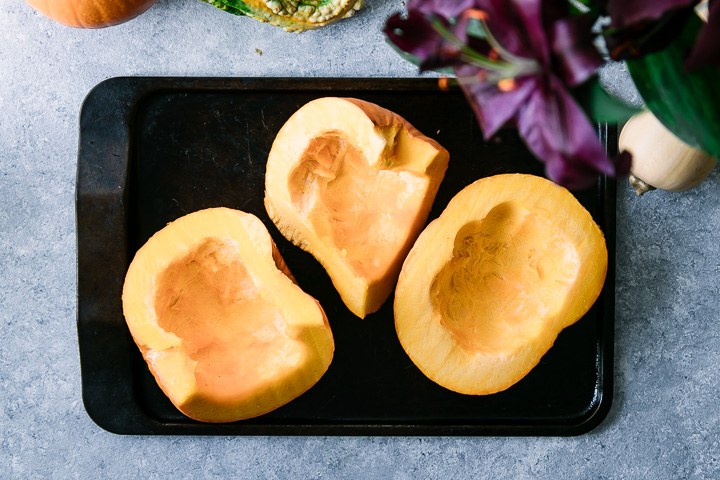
[628,174,656,196]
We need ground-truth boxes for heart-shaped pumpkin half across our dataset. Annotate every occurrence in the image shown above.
[394,174,608,395]
[122,208,334,422]
[265,97,449,318]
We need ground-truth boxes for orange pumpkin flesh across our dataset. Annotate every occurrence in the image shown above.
[24,0,156,28]
[122,208,334,422]
[394,174,607,395]
[265,97,449,318]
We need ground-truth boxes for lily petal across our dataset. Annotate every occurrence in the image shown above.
[605,0,695,28]
[472,0,550,65]
[410,0,477,19]
[384,10,442,60]
[685,0,720,70]
[551,14,604,86]
[457,67,538,138]
[516,75,623,189]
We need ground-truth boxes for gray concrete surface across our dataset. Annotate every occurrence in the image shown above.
[1,0,719,478]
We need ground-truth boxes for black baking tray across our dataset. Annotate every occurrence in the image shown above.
[76,77,615,436]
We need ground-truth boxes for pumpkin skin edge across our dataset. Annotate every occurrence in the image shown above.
[23,0,157,28]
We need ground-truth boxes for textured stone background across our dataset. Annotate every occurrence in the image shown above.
[1,1,719,478]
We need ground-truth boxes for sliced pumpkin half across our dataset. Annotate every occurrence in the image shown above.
[122,207,334,422]
[394,174,608,395]
[265,97,450,318]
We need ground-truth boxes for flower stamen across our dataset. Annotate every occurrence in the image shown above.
[497,78,517,92]
[463,9,488,22]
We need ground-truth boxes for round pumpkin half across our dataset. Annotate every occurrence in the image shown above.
[265,97,449,318]
[394,174,607,395]
[122,208,334,422]
[24,0,157,28]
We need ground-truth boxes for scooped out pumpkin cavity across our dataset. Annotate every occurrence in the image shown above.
[122,208,334,423]
[430,200,581,354]
[288,132,430,282]
[394,174,607,395]
[265,97,450,318]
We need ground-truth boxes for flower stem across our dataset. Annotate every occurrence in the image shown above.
[428,14,539,79]
[428,16,514,73]
[475,16,538,74]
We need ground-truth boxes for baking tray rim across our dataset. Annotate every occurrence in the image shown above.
[75,76,615,436]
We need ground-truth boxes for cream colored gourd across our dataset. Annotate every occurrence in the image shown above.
[620,111,716,195]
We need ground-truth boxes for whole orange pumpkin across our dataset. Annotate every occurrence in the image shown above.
[24,0,157,28]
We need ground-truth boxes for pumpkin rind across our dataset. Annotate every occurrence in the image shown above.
[24,0,156,28]
[265,97,449,318]
[394,174,608,395]
[122,207,334,422]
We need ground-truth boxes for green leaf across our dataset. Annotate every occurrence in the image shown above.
[571,76,642,124]
[626,13,720,159]
[200,0,251,17]
[568,0,601,19]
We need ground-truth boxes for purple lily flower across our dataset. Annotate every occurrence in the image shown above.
[601,0,720,70]
[604,0,695,28]
[384,0,628,189]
